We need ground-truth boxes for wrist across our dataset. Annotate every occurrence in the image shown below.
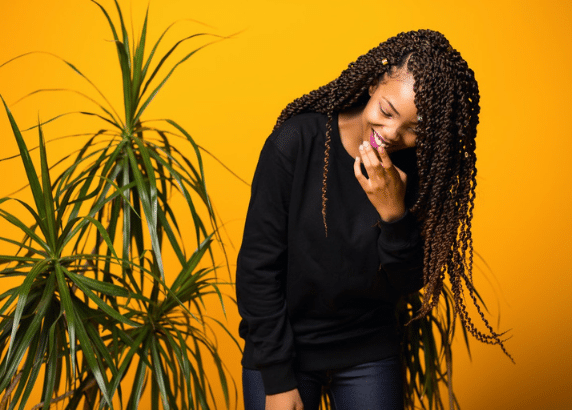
[377,206,406,222]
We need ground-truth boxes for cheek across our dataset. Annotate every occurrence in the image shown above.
[405,134,417,148]
[364,98,379,116]
[364,105,380,124]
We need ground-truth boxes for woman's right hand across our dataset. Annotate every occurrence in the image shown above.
[265,388,304,410]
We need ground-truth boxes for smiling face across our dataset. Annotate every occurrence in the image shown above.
[363,69,419,153]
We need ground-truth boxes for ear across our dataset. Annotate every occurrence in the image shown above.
[369,81,379,97]
[369,75,384,96]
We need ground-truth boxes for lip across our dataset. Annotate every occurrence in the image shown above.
[372,128,391,147]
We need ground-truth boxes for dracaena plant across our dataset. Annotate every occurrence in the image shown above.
[0,1,239,409]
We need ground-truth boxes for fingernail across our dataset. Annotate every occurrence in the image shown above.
[359,144,364,151]
[355,156,360,162]
[363,141,370,149]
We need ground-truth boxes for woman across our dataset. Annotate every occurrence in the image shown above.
[236,29,510,410]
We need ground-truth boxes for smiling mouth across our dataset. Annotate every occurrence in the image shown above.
[371,129,389,148]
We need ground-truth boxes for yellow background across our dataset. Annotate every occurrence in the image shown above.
[1,0,571,409]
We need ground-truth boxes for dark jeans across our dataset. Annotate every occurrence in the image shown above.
[243,356,404,410]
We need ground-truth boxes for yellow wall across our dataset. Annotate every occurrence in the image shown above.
[1,0,571,409]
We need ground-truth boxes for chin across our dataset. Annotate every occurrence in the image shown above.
[385,145,403,153]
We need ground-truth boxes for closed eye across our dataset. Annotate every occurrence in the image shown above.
[379,104,392,118]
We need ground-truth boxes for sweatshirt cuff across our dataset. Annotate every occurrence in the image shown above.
[377,210,420,250]
[259,359,298,395]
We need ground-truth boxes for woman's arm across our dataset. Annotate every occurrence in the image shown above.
[355,141,424,293]
[236,137,298,395]
[376,210,424,294]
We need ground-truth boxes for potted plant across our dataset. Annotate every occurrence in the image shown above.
[0,1,238,409]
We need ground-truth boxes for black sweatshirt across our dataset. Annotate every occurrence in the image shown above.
[236,113,424,395]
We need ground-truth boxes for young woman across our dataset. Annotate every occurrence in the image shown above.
[236,29,509,410]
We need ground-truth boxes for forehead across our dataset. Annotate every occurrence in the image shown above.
[381,68,415,86]
[374,70,417,118]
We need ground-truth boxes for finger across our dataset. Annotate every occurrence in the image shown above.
[359,142,373,171]
[377,145,394,170]
[360,141,383,172]
[361,141,386,181]
[363,140,384,167]
[354,156,368,186]
[393,164,408,185]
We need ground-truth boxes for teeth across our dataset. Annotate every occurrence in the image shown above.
[374,134,382,146]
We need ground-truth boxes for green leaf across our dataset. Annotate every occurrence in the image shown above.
[0,235,48,259]
[55,262,114,408]
[126,145,164,278]
[137,31,208,106]
[116,40,134,126]
[131,5,149,107]
[13,326,46,410]
[150,337,170,410]
[134,35,214,124]
[66,215,119,261]
[40,317,59,410]
[122,155,132,274]
[13,89,122,129]
[111,0,132,68]
[0,201,50,253]
[5,259,49,364]
[91,0,133,127]
[126,341,149,410]
[108,326,149,398]
[131,134,158,226]
[71,272,129,297]
[37,118,58,249]
[0,271,54,393]
[63,266,139,327]
[165,120,214,239]
[0,96,45,226]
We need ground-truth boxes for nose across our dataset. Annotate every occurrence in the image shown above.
[380,126,400,144]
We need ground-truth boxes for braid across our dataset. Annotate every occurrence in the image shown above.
[272,29,512,360]
[322,113,332,236]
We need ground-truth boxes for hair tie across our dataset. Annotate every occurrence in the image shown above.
[381,58,389,65]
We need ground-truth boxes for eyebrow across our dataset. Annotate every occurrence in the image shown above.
[383,97,419,125]
[384,98,400,117]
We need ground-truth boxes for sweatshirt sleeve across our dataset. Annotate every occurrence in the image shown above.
[236,138,298,395]
[377,210,425,294]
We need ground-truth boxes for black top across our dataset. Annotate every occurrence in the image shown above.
[236,112,424,395]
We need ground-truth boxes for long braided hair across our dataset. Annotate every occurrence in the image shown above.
[273,29,512,359]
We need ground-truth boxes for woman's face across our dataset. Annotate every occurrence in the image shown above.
[362,69,419,153]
